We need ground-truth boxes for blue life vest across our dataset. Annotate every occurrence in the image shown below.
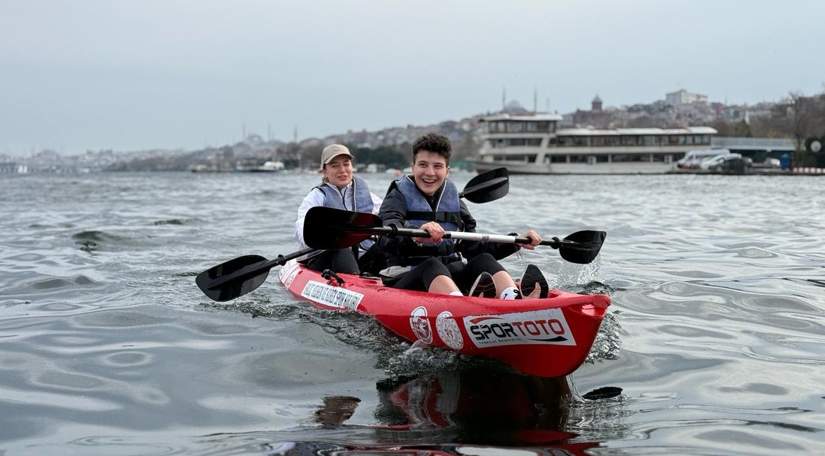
[315,175,374,213]
[313,176,375,255]
[392,176,463,264]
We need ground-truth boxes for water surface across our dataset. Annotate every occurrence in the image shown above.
[1,172,824,455]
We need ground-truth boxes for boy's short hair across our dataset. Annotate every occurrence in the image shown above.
[412,133,452,163]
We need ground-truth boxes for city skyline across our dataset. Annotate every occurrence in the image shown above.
[2,0,824,156]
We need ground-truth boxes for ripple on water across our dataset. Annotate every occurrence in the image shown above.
[100,351,153,367]
[31,276,93,290]
[152,218,190,226]
[37,302,86,312]
[36,372,106,390]
[71,230,127,252]
[74,311,168,328]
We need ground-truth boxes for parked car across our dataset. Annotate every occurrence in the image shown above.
[700,153,744,171]
[676,149,731,168]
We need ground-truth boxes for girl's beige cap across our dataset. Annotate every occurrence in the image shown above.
[321,144,353,165]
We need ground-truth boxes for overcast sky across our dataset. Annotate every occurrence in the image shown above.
[2,0,823,156]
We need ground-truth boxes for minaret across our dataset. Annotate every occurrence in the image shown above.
[502,86,507,111]
[533,87,538,113]
[293,126,298,143]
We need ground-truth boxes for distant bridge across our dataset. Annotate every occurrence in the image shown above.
[711,137,796,155]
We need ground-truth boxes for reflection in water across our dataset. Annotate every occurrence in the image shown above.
[314,396,362,427]
[270,368,624,455]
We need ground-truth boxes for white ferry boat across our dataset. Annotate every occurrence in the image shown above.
[471,113,717,174]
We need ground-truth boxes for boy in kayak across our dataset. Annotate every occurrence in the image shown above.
[378,133,545,298]
[295,144,384,274]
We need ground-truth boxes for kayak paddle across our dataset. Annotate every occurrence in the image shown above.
[303,207,606,265]
[459,167,508,203]
[196,249,314,302]
[196,168,510,302]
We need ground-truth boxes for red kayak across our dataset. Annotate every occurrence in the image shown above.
[278,260,610,378]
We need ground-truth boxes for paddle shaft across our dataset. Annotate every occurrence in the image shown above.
[349,225,571,249]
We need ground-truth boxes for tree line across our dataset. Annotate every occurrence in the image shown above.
[709,90,825,167]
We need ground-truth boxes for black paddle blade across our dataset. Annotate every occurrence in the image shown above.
[196,255,270,302]
[558,230,606,264]
[460,167,509,204]
[304,207,383,249]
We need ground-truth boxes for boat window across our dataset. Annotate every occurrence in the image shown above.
[569,155,588,163]
[549,155,567,163]
[595,155,609,163]
[488,121,507,133]
[557,136,574,147]
[643,136,657,146]
[526,123,538,132]
[621,136,637,146]
[612,154,651,162]
[574,136,590,147]
[498,138,542,147]
[494,154,535,162]
[668,135,680,145]
[548,137,558,146]
[506,122,523,133]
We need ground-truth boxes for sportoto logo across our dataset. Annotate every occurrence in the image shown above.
[409,306,433,344]
[464,308,576,348]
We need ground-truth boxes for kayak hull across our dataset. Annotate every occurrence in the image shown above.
[278,260,610,378]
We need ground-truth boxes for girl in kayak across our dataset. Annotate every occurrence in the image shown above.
[378,133,544,298]
[295,144,383,274]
